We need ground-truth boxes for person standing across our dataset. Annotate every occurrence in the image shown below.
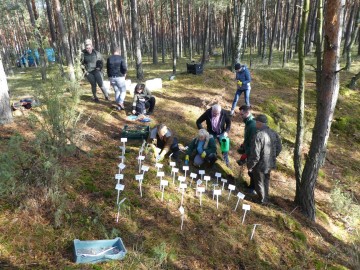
[230,63,251,115]
[236,105,257,193]
[247,115,282,204]
[107,47,127,110]
[196,104,231,167]
[81,39,109,103]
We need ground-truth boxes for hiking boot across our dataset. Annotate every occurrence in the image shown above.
[94,97,100,103]
[118,103,124,110]
[146,111,153,115]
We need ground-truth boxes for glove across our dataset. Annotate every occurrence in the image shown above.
[201,151,206,158]
[237,80,242,87]
[240,154,248,161]
[237,144,245,154]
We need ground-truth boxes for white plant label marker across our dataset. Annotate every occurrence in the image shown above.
[182,166,189,179]
[179,206,185,230]
[160,180,168,202]
[116,197,126,223]
[213,189,222,209]
[221,178,227,190]
[139,140,146,156]
[197,186,205,206]
[228,184,236,200]
[215,172,221,184]
[135,174,144,197]
[195,180,202,196]
[120,138,127,156]
[137,155,145,173]
[118,163,126,173]
[199,170,205,181]
[115,183,125,205]
[189,173,197,188]
[242,204,251,224]
[155,163,163,172]
[171,168,179,184]
[115,174,124,184]
[178,176,186,189]
[169,161,176,168]
[141,165,149,176]
[234,192,246,211]
[119,155,125,163]
[157,171,165,188]
[250,224,261,240]
[204,175,211,190]
[179,183,187,206]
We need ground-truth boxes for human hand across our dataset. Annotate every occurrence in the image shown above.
[132,109,136,115]
[223,132,228,138]
[201,151,206,158]
[237,80,242,87]
[240,154,248,161]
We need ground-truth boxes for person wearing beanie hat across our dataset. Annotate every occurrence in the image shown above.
[247,114,282,204]
[230,62,252,116]
[81,39,109,103]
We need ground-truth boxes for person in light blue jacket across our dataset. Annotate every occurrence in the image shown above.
[230,63,251,115]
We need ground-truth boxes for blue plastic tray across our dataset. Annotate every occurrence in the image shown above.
[73,237,127,264]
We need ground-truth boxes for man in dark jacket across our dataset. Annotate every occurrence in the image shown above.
[81,39,109,103]
[247,115,282,204]
[107,47,127,110]
[230,63,251,115]
[236,105,257,193]
[196,104,231,166]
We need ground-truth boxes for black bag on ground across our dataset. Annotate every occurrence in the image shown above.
[135,98,147,115]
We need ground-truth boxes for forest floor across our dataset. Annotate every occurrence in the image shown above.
[0,56,360,270]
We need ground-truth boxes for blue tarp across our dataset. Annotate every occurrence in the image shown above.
[19,48,56,66]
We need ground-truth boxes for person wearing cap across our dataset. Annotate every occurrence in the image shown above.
[147,124,179,162]
[247,114,282,204]
[106,47,127,110]
[236,105,257,193]
[185,129,217,167]
[81,39,109,103]
[196,104,232,167]
[230,63,251,115]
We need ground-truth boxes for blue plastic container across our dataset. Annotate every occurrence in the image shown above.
[73,237,127,264]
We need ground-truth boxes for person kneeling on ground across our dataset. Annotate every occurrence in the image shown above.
[185,129,217,167]
[147,124,179,162]
[132,83,156,115]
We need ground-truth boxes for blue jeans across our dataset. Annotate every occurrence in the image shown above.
[110,76,126,104]
[231,88,251,110]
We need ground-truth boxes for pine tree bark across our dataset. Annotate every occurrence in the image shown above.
[282,0,290,67]
[0,53,13,125]
[89,0,99,50]
[233,0,246,65]
[130,0,144,80]
[54,0,75,81]
[149,0,158,64]
[201,0,210,65]
[294,0,309,204]
[188,0,193,61]
[315,0,323,91]
[299,0,345,221]
[268,0,281,65]
[344,1,360,70]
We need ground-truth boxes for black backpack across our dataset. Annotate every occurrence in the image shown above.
[135,98,146,115]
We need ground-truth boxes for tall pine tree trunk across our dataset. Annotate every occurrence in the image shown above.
[268,0,281,65]
[89,0,99,50]
[233,0,246,65]
[131,0,144,80]
[149,0,158,64]
[282,0,290,67]
[298,0,345,221]
[315,0,323,91]
[344,1,360,70]
[54,0,75,81]
[294,0,309,203]
[0,52,13,125]
[201,0,210,65]
[188,0,193,61]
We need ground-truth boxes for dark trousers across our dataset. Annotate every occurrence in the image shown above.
[157,137,179,161]
[145,96,156,113]
[248,171,255,189]
[85,70,108,99]
[253,170,271,203]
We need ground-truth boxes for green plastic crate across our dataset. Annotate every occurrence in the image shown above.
[121,125,150,140]
[73,237,127,264]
